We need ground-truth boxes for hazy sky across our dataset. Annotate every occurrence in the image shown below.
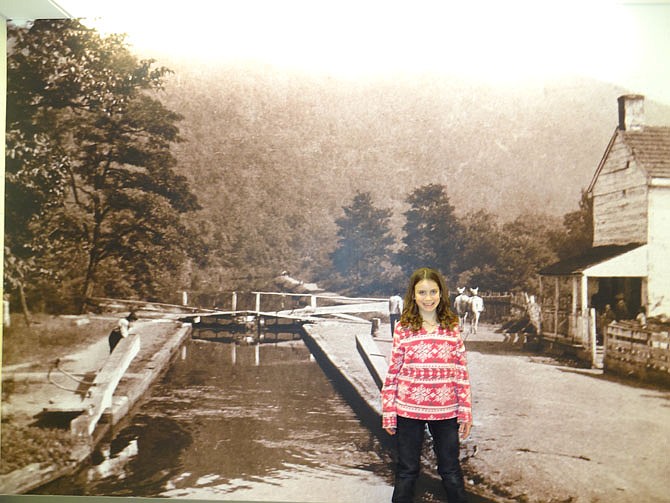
[55,0,670,105]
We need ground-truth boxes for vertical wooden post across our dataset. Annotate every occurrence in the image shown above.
[231,343,237,365]
[255,343,260,366]
[554,277,559,337]
[640,278,648,316]
[538,276,543,337]
[310,295,317,309]
[371,318,380,337]
[255,292,261,313]
[581,275,589,346]
[3,297,10,328]
[231,291,237,312]
[580,275,589,314]
[589,307,598,368]
[571,277,579,342]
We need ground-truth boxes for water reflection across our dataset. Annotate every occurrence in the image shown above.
[34,338,486,502]
[37,339,396,501]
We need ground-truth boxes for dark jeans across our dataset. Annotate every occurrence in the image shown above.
[392,416,468,503]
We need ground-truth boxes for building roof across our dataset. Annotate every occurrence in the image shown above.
[588,126,670,193]
[539,243,644,276]
[622,126,670,179]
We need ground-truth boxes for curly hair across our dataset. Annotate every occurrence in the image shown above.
[399,267,459,331]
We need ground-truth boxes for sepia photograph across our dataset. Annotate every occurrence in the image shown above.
[1,1,669,502]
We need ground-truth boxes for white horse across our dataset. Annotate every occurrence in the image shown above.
[467,287,485,336]
[453,287,470,331]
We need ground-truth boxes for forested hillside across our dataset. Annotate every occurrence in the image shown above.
[156,59,670,291]
[6,19,670,311]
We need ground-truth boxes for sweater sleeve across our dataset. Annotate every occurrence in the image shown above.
[453,334,473,424]
[381,326,405,429]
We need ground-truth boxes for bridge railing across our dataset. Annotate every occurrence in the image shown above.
[249,291,387,314]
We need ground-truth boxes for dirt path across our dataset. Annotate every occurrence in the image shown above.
[2,318,181,425]
[460,324,670,503]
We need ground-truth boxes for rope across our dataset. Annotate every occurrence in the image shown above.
[47,358,96,393]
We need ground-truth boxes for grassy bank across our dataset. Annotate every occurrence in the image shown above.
[1,313,118,476]
[0,423,76,474]
[1,313,117,367]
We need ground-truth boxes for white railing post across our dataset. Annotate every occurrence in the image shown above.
[3,298,10,328]
[231,291,237,311]
[310,295,317,309]
[255,292,261,313]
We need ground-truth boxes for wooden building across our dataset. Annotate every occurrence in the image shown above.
[538,95,670,356]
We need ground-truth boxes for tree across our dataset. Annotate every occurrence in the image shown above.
[5,20,200,311]
[397,184,464,280]
[455,209,504,291]
[330,192,395,294]
[551,189,594,259]
[496,213,560,293]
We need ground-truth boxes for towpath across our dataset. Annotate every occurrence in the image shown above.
[1,316,190,493]
[372,322,670,503]
[4,314,669,502]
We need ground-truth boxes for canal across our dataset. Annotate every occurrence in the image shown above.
[35,335,485,502]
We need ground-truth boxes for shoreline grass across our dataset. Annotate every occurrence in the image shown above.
[2,313,118,368]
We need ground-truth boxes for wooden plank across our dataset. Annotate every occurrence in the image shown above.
[355,332,388,390]
[281,301,388,316]
[70,334,140,438]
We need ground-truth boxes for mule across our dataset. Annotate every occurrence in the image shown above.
[467,287,484,336]
[453,287,470,332]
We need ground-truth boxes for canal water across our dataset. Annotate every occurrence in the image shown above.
[36,337,483,502]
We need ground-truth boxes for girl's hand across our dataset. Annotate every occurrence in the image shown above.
[384,427,396,436]
[459,422,472,440]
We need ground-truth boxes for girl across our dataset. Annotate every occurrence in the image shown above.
[382,267,472,503]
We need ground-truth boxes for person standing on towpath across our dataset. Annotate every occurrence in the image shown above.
[382,267,473,503]
[389,292,404,337]
[108,310,138,353]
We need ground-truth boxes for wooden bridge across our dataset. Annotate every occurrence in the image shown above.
[37,292,385,439]
[184,292,388,343]
[88,291,388,344]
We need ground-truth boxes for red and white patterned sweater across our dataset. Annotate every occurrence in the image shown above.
[381,324,472,429]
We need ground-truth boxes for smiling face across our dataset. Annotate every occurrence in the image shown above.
[414,278,441,319]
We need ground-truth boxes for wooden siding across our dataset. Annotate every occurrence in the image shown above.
[592,136,648,246]
[648,185,670,316]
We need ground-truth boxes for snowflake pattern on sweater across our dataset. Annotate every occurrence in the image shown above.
[381,324,472,429]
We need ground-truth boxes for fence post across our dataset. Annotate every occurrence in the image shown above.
[553,278,559,337]
[589,307,597,368]
[231,291,237,311]
[3,298,10,328]
[255,292,261,313]
[371,318,380,337]
[310,295,317,309]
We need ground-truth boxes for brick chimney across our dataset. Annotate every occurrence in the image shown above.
[617,94,645,131]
